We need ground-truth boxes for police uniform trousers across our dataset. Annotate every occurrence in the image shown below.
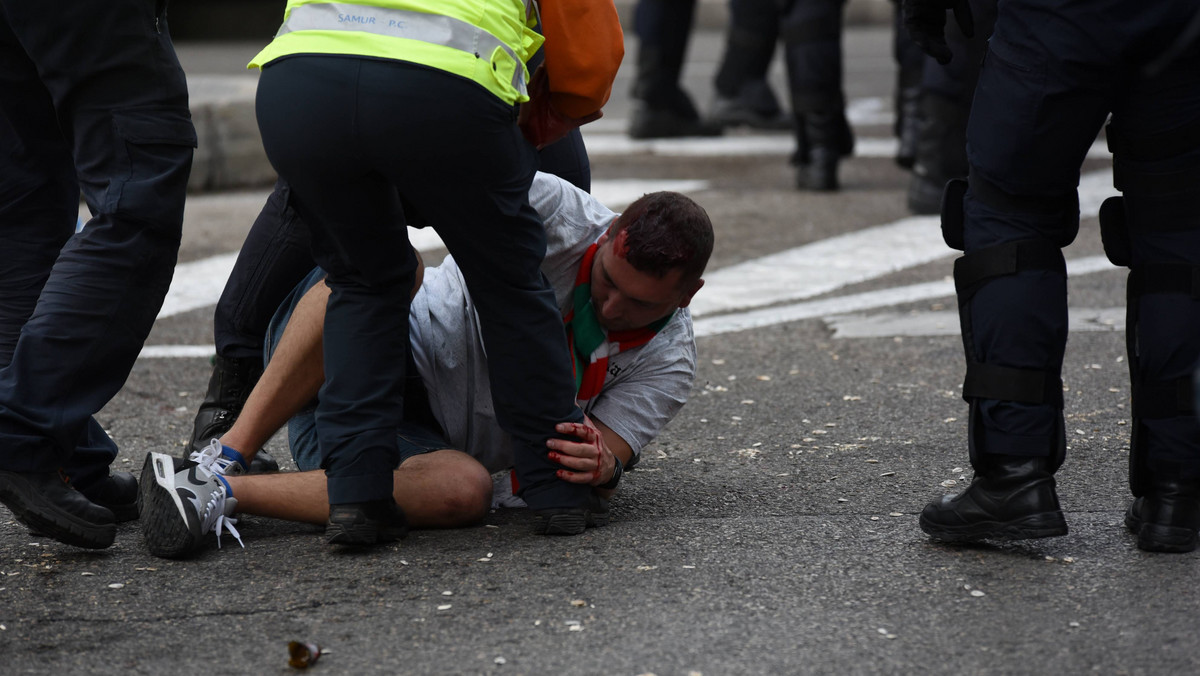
[0,0,195,488]
[256,56,588,507]
[957,0,1200,487]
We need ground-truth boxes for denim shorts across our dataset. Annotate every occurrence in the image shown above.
[264,267,450,472]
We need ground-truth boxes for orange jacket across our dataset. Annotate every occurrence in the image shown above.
[537,0,625,118]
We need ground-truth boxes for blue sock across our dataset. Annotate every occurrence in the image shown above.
[220,445,250,472]
[215,473,233,498]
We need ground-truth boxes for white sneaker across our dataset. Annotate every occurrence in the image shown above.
[140,451,243,558]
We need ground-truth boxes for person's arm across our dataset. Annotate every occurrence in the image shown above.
[537,0,624,118]
[546,318,696,493]
[518,0,624,148]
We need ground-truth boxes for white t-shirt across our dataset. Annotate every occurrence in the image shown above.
[409,172,697,473]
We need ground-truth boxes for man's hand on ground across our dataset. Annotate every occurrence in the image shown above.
[546,419,617,486]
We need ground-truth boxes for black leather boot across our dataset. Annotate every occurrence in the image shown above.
[1125,477,1200,553]
[189,355,278,473]
[920,456,1068,542]
[0,469,116,549]
[795,110,854,192]
[894,85,921,169]
[628,47,721,140]
[907,93,969,214]
[78,471,139,522]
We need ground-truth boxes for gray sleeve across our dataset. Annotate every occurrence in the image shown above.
[585,314,697,466]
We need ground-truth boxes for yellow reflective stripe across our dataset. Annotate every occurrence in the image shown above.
[277,2,526,95]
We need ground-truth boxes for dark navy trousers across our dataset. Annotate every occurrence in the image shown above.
[960,0,1200,476]
[256,56,587,507]
[0,0,195,488]
[714,0,848,114]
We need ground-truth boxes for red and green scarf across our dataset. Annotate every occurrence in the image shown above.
[564,242,673,403]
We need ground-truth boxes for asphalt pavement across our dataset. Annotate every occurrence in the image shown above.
[2,20,1197,676]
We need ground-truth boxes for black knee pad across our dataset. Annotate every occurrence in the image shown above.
[1124,261,1200,494]
[1099,196,1132,267]
[954,239,1068,471]
[941,177,968,251]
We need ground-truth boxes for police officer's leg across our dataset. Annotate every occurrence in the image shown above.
[1106,53,1200,552]
[257,56,416,546]
[710,0,788,130]
[892,0,926,168]
[906,0,996,214]
[918,0,1115,542]
[0,0,194,548]
[349,63,592,526]
[780,0,853,191]
[629,0,721,138]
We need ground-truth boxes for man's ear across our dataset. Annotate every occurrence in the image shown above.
[676,278,704,309]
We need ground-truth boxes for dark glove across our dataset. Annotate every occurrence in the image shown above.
[518,65,602,150]
[902,0,975,65]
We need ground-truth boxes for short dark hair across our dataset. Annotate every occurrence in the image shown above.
[609,192,713,283]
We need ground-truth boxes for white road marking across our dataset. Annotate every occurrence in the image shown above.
[581,131,1109,160]
[694,255,1118,338]
[826,307,1125,339]
[691,169,1116,319]
[140,345,218,359]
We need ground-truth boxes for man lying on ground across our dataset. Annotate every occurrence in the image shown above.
[139,172,714,557]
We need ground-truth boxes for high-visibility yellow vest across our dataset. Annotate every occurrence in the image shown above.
[250,0,543,105]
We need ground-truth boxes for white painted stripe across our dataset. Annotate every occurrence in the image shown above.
[691,169,1117,318]
[691,214,949,316]
[825,306,1125,339]
[138,345,217,359]
[694,255,1118,338]
[581,131,1110,160]
[159,252,239,318]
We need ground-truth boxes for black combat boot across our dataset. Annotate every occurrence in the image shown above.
[894,84,921,169]
[708,79,792,131]
[78,471,139,522]
[795,110,855,192]
[0,469,116,549]
[919,455,1068,542]
[907,93,969,214]
[1125,476,1200,553]
[327,498,409,546]
[628,46,722,140]
[189,355,278,473]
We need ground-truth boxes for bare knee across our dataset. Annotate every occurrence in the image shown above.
[396,450,493,528]
[437,459,492,526]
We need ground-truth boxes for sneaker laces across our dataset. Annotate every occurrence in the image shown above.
[190,438,245,477]
[199,480,244,550]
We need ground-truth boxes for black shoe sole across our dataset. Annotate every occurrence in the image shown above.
[0,471,115,549]
[531,508,609,536]
[326,521,407,546]
[919,511,1068,543]
[139,453,203,559]
[1124,511,1199,553]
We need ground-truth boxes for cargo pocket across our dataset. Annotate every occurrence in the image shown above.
[108,107,197,231]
